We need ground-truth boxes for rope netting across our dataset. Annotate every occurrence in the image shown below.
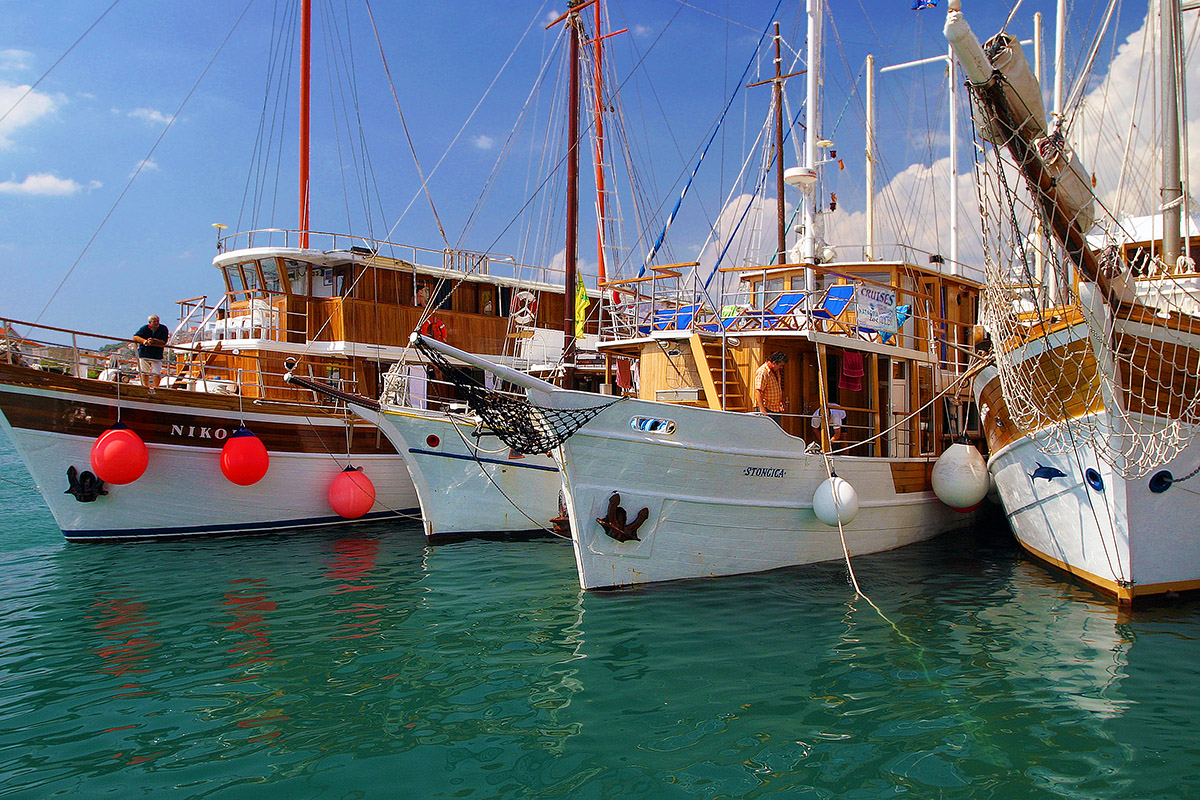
[967,79,1200,479]
[406,339,620,455]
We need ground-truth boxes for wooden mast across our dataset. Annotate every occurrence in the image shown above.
[773,22,787,265]
[748,23,806,265]
[563,1,582,389]
[299,0,312,249]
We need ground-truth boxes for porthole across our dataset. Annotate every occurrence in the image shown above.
[1085,468,1104,492]
[1149,470,1174,494]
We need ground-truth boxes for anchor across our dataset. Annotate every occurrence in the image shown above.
[596,492,648,543]
[65,466,108,502]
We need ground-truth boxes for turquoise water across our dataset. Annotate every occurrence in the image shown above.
[2,436,1199,799]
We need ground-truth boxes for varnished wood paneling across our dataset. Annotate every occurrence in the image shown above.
[890,461,933,493]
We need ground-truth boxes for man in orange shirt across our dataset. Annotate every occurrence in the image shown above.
[753,351,787,425]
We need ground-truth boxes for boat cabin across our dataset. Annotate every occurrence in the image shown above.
[599,259,982,459]
[166,230,600,403]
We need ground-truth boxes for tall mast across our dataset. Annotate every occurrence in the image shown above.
[865,54,875,260]
[802,0,822,275]
[1161,0,1183,264]
[592,0,607,285]
[773,22,787,265]
[299,0,312,248]
[563,2,582,389]
[948,43,960,276]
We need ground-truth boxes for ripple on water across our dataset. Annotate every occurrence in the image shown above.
[1,441,1200,799]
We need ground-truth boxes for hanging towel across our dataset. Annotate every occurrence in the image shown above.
[839,351,865,392]
[616,359,633,390]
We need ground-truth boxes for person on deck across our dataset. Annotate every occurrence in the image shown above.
[811,403,847,442]
[753,352,787,425]
[132,314,170,393]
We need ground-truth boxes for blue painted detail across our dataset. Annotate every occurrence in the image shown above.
[62,507,420,540]
[407,448,559,472]
[630,417,676,435]
[1030,463,1068,482]
[1149,470,1174,494]
[1085,468,1104,492]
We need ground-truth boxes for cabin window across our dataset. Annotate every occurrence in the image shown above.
[286,261,307,294]
[242,263,260,294]
[759,277,786,309]
[261,261,282,294]
[917,363,935,455]
[224,265,247,296]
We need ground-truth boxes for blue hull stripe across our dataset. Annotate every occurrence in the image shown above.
[63,507,420,541]
[407,448,559,473]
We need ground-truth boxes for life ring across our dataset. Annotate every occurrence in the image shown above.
[420,316,448,342]
[511,290,537,326]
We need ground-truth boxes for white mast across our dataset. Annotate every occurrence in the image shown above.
[1162,0,1183,264]
[801,0,822,281]
[948,44,960,276]
[865,53,876,261]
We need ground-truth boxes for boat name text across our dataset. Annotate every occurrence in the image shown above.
[170,424,233,440]
[744,467,787,478]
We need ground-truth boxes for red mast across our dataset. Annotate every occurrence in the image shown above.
[299,0,312,248]
[592,1,607,286]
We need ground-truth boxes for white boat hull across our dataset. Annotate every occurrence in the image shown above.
[536,391,974,590]
[985,414,1200,601]
[362,405,561,538]
[0,371,419,540]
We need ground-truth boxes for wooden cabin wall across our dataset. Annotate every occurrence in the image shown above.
[638,341,703,402]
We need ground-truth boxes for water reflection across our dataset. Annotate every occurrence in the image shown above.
[0,498,1198,798]
[90,593,161,698]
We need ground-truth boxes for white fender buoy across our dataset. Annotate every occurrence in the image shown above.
[813,475,859,526]
[931,442,989,512]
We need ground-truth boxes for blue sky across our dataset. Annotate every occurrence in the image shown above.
[0,0,1148,337]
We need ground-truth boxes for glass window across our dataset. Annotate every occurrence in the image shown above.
[225,265,247,294]
[261,261,281,293]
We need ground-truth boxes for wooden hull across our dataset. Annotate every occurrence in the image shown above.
[0,363,419,539]
[359,404,561,538]
[533,389,974,590]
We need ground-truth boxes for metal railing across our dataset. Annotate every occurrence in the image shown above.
[215,228,564,287]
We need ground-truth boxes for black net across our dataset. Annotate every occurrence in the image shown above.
[416,340,619,454]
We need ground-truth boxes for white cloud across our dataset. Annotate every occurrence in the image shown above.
[0,173,88,196]
[633,24,652,38]
[472,134,494,150]
[0,81,61,148]
[129,107,174,125]
[131,158,159,177]
[0,50,32,72]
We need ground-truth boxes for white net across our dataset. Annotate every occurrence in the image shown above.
[968,81,1200,480]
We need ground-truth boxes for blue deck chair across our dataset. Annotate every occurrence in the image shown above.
[812,284,855,320]
[715,291,806,331]
[651,304,699,331]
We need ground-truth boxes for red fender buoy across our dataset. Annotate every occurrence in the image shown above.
[90,422,149,485]
[329,466,376,519]
[220,426,269,485]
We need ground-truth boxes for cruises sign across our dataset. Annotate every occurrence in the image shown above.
[856,286,897,333]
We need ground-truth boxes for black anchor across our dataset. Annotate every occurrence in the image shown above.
[65,466,108,502]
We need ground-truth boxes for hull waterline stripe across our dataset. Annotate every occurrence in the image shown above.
[62,507,419,540]
[406,447,560,473]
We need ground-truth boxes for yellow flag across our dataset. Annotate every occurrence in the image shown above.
[574,274,590,339]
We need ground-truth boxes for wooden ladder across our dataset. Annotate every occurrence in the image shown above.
[689,334,749,412]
